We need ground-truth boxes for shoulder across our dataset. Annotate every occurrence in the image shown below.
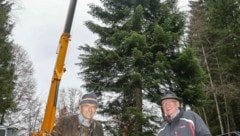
[93,119,103,127]
[178,110,198,123]
[185,110,203,119]
[182,110,205,124]
[61,114,78,119]
[93,119,104,132]
[93,119,104,135]
[57,114,78,124]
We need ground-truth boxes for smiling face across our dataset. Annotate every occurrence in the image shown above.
[80,104,97,124]
[161,98,180,118]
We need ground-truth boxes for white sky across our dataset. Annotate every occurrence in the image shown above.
[12,0,101,103]
[12,0,190,103]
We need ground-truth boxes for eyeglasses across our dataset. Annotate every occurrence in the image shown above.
[161,100,177,107]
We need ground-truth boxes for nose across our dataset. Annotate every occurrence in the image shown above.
[88,107,92,112]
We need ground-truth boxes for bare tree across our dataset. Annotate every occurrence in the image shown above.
[4,44,42,136]
[57,88,83,116]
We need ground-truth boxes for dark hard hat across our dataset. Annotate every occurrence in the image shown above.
[159,93,182,105]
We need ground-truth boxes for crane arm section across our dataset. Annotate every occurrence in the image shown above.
[31,0,77,135]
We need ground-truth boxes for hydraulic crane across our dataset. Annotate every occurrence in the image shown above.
[31,0,77,135]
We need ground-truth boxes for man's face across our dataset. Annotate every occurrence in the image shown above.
[161,99,179,117]
[80,104,97,121]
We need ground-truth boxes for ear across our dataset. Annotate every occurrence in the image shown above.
[79,105,82,110]
[176,101,180,107]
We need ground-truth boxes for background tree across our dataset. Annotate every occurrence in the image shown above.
[0,0,15,125]
[77,0,206,135]
[205,0,240,133]
[0,1,43,134]
[4,44,41,136]
[188,0,240,134]
[57,88,83,117]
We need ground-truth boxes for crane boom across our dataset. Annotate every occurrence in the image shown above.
[31,0,77,135]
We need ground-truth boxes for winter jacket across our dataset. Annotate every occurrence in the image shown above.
[158,108,212,136]
[51,114,104,136]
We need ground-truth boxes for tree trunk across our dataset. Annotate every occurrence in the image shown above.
[0,113,4,125]
[135,87,142,132]
[202,107,209,127]
[201,44,224,134]
[223,94,230,133]
[213,93,224,134]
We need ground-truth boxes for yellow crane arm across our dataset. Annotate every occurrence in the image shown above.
[31,0,77,135]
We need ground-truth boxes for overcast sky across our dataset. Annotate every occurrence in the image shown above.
[12,0,101,102]
[12,0,190,103]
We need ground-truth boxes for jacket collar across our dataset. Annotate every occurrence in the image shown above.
[164,107,183,123]
[78,114,93,127]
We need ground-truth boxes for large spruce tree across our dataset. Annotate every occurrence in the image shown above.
[78,0,206,135]
[0,0,15,125]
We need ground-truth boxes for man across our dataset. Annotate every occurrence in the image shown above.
[157,93,212,136]
[51,93,104,136]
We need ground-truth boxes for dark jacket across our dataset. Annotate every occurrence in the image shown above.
[51,114,104,136]
[158,108,211,136]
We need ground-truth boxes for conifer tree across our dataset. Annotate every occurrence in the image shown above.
[0,0,15,125]
[78,0,206,135]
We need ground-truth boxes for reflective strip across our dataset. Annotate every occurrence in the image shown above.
[180,118,195,136]
[179,118,195,129]
[157,123,168,134]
